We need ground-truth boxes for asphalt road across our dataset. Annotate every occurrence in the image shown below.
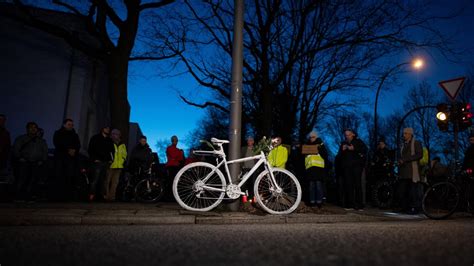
[0,219,473,266]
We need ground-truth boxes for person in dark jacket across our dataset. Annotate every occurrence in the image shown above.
[53,118,81,201]
[13,122,48,201]
[87,126,114,201]
[397,127,423,214]
[304,131,328,208]
[0,114,10,176]
[128,136,153,175]
[462,135,474,171]
[336,129,367,210]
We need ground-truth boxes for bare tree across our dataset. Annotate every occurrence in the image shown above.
[159,0,457,143]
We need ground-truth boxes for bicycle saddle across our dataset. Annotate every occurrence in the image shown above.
[211,138,230,144]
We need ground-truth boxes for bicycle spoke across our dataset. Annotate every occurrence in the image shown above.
[255,169,301,214]
[173,163,226,212]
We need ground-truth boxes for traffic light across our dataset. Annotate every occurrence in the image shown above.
[458,102,473,131]
[436,103,449,131]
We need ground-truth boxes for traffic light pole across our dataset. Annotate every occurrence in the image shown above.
[451,102,460,163]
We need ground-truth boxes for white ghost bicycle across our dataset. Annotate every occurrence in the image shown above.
[172,138,302,214]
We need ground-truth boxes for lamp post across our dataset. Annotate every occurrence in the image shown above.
[228,0,244,211]
[373,58,424,149]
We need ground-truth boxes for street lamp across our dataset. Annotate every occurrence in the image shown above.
[373,57,424,148]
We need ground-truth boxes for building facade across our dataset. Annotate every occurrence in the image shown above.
[0,4,110,153]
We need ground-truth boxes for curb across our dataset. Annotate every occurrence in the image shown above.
[0,212,405,226]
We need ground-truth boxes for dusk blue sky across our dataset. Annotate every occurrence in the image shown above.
[127,0,474,156]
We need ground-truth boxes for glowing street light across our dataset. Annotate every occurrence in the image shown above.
[412,58,424,70]
[373,57,426,147]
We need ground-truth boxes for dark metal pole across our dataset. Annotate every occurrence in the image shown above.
[373,62,408,149]
[452,102,459,163]
[228,0,244,211]
[395,105,436,162]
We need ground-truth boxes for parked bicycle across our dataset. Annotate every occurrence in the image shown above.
[172,138,302,214]
[121,163,164,203]
[422,167,474,219]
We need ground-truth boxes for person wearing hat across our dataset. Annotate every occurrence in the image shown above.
[336,129,367,210]
[397,127,423,214]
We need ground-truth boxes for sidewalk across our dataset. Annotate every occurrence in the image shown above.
[0,201,430,226]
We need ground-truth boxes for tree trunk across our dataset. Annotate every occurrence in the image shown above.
[107,54,130,146]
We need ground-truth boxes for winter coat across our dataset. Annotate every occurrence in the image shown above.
[13,134,48,162]
[53,127,80,157]
[166,145,184,167]
[129,144,153,172]
[241,146,256,169]
[399,139,423,182]
[336,138,367,169]
[88,134,115,162]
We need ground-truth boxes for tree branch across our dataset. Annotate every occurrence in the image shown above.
[52,0,82,16]
[179,95,228,112]
[129,55,177,61]
[92,0,123,28]
[139,0,175,11]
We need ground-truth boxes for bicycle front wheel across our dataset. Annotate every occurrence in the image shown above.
[422,181,459,220]
[135,178,164,203]
[254,168,302,215]
[172,162,226,212]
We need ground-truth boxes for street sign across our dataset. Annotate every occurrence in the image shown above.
[438,77,466,100]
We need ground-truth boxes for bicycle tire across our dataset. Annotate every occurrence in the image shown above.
[466,182,474,214]
[135,178,164,203]
[371,178,395,209]
[172,162,226,212]
[254,168,302,215]
[422,181,460,220]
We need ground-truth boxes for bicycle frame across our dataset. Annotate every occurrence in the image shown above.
[194,149,279,197]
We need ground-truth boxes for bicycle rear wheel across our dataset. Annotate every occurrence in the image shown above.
[173,162,226,212]
[371,178,395,209]
[422,181,459,219]
[135,178,164,203]
[254,168,302,215]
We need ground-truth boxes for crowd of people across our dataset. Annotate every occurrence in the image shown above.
[242,128,474,215]
[0,115,186,203]
[1,113,473,215]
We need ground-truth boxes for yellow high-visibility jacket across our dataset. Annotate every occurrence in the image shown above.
[305,154,325,169]
[110,143,127,169]
[268,145,288,169]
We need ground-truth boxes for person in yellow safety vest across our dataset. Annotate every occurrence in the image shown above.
[304,131,328,208]
[267,136,288,169]
[105,129,127,202]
